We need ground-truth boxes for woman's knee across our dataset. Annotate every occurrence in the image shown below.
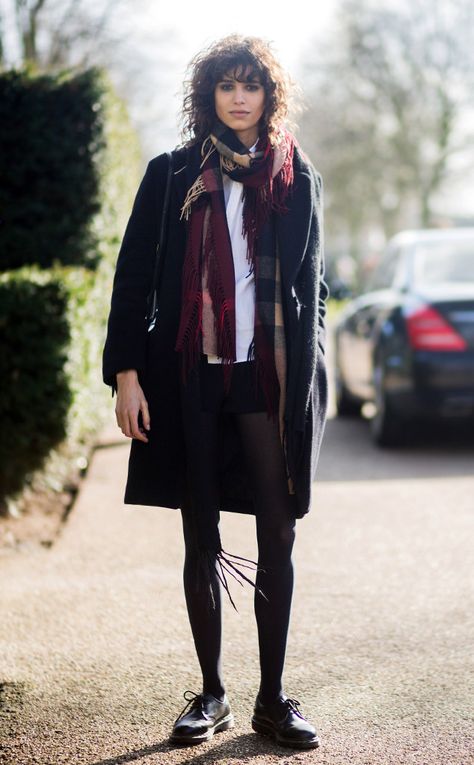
[257,516,296,562]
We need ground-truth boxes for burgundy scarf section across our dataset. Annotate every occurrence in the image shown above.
[174,125,296,413]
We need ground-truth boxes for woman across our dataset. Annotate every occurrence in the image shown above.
[102,34,328,750]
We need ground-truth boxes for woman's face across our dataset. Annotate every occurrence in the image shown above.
[214,67,265,147]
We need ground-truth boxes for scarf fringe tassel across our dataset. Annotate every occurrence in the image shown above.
[197,548,268,611]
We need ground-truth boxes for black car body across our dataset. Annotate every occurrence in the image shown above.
[334,228,474,444]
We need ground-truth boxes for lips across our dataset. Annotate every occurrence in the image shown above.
[230,111,249,115]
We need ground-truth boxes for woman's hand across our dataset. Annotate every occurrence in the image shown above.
[115,369,151,443]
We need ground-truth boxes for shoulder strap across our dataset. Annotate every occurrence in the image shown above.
[146,152,173,330]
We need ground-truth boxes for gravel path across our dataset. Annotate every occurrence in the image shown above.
[1,407,473,765]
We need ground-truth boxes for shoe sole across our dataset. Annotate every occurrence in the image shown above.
[169,712,235,746]
[251,716,320,749]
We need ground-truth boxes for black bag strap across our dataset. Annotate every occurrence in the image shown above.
[146,151,173,329]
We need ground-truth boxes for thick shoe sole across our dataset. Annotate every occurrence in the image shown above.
[170,712,234,746]
[252,715,320,750]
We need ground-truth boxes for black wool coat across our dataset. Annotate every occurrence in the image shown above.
[102,143,329,519]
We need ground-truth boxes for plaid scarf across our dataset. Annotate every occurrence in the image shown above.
[175,120,295,434]
[175,122,297,608]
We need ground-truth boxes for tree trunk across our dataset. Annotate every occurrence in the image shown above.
[22,13,38,64]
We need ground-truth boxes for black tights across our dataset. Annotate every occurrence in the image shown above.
[181,410,296,704]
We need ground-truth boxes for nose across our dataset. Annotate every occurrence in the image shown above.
[233,85,246,104]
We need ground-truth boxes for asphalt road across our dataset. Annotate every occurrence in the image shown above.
[1,361,473,764]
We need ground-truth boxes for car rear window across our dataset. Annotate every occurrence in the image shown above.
[413,239,474,285]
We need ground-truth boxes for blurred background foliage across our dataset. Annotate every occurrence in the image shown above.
[298,0,474,290]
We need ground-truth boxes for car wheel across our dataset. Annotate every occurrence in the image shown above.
[370,363,404,446]
[335,366,362,417]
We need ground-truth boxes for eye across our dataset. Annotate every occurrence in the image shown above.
[219,82,233,91]
[246,83,261,91]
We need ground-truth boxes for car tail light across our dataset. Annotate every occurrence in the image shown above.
[406,305,467,351]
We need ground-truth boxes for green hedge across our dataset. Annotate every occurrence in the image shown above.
[0,271,70,498]
[0,66,141,509]
[0,263,120,505]
[0,67,140,272]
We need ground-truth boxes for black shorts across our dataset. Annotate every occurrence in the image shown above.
[199,354,268,414]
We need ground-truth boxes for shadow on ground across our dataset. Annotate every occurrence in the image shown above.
[89,731,300,765]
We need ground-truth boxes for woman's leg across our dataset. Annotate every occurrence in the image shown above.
[235,412,297,703]
[180,410,226,701]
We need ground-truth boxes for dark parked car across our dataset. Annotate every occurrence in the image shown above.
[334,228,474,445]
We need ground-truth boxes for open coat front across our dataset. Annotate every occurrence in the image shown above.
[102,144,329,519]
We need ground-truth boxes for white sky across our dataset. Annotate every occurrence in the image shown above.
[138,0,337,73]
[0,0,337,73]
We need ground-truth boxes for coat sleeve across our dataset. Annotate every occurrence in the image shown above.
[284,162,329,508]
[308,166,330,355]
[295,165,329,489]
[102,154,168,396]
[310,168,329,479]
[292,165,329,428]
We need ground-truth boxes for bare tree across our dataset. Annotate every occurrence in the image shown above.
[4,0,132,68]
[1,0,182,158]
[299,0,474,258]
[15,0,47,63]
[0,10,4,65]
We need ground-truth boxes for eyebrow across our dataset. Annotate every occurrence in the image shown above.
[220,76,261,83]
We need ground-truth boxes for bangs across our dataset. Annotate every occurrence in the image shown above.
[215,59,263,85]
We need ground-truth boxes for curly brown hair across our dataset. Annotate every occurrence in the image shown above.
[180,34,299,146]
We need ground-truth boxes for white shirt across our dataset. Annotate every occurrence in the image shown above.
[207,139,257,364]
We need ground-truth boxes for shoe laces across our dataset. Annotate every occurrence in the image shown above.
[174,690,204,723]
[283,697,305,719]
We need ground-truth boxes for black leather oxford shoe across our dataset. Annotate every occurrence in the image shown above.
[170,690,234,746]
[251,695,320,749]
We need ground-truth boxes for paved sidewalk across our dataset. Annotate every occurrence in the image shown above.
[1,413,473,765]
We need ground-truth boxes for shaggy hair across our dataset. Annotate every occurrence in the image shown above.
[180,34,300,146]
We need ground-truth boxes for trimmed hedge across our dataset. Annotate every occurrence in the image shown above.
[0,271,70,498]
[0,67,141,272]
[1,69,103,270]
[0,66,141,509]
[0,264,120,506]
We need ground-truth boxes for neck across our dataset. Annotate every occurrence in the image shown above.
[234,127,259,149]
